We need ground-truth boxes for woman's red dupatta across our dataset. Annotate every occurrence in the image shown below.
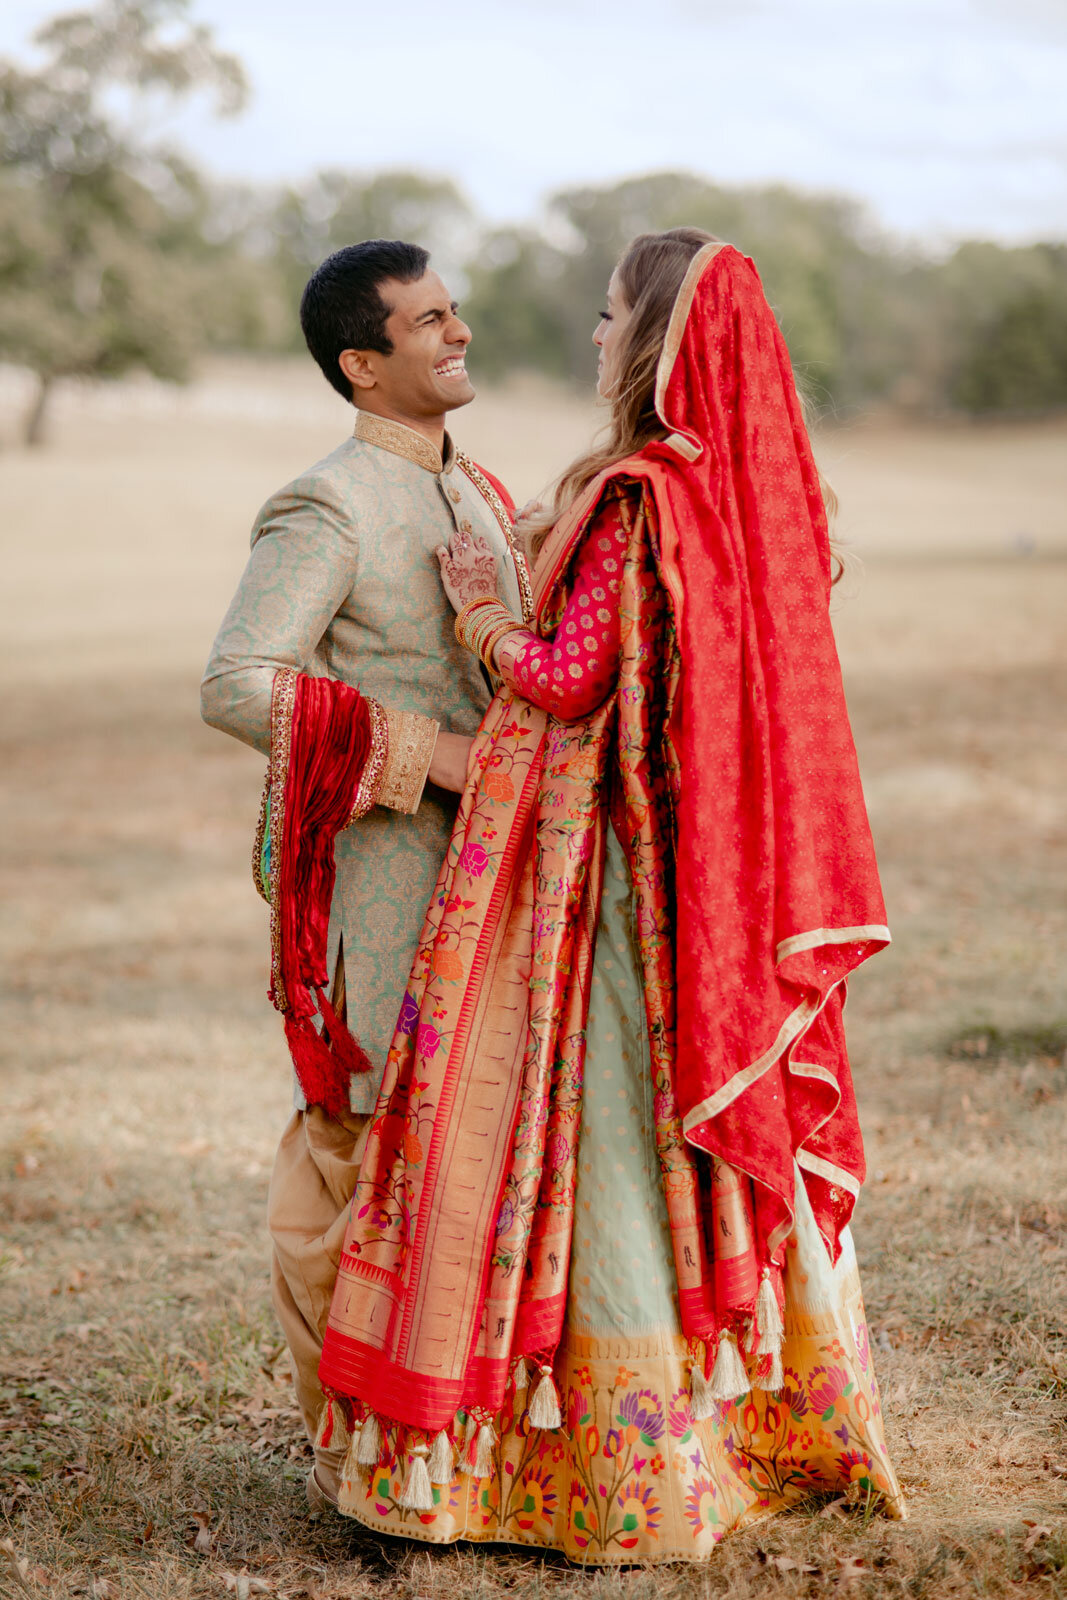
[660,245,888,1263]
[535,244,888,1268]
[261,668,376,1120]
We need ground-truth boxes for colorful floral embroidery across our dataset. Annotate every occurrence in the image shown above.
[337,1298,902,1564]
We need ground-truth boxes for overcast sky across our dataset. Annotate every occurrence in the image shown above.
[3,0,1065,246]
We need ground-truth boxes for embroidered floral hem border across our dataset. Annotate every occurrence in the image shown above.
[335,1271,904,1565]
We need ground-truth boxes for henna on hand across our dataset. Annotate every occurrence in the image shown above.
[435,528,499,613]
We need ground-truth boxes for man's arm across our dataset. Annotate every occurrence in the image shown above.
[201,482,465,805]
[201,481,358,756]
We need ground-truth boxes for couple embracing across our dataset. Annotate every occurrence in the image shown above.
[202,229,903,1564]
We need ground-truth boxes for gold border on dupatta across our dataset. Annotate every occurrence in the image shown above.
[652,239,728,449]
[776,923,891,963]
[680,974,864,1256]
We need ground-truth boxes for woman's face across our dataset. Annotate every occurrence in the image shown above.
[593,269,633,399]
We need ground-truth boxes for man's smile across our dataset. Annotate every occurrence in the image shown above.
[435,355,468,380]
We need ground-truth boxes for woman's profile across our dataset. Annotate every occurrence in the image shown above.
[316,229,903,1562]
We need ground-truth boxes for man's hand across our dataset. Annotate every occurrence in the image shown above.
[427,730,475,794]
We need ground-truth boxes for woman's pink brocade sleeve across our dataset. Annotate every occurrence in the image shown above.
[503,495,629,721]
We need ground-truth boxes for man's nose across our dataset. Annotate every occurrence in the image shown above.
[448,314,472,347]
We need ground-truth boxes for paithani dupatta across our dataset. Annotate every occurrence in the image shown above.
[318,485,740,1439]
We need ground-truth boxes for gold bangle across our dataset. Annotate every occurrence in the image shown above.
[458,598,515,656]
[454,595,499,648]
[468,604,519,665]
[480,619,522,673]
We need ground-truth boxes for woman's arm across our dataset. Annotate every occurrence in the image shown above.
[494,491,629,720]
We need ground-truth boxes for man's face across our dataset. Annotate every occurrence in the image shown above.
[346,270,475,422]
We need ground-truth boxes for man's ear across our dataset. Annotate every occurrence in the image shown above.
[339,348,378,392]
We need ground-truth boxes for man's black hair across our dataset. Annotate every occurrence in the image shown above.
[299,239,430,400]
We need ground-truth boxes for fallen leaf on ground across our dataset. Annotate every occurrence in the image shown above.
[190,1511,215,1555]
[769,1554,818,1573]
[835,1555,869,1584]
[222,1570,273,1597]
[0,1538,32,1590]
[819,1496,849,1519]
[1023,1523,1051,1552]
[90,1581,117,1598]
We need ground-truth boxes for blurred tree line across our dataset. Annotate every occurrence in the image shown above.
[2,0,1066,444]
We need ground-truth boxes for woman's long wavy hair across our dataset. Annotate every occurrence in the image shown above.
[523,226,840,572]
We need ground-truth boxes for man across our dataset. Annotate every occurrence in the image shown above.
[200,239,529,1510]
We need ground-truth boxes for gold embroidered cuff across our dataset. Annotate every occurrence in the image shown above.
[376,708,440,815]
[345,698,390,825]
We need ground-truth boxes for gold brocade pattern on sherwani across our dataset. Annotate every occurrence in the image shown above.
[202,419,525,1111]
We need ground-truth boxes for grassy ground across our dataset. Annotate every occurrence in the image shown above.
[1,370,1065,1596]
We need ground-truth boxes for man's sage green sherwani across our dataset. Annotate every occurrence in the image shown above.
[201,410,524,1113]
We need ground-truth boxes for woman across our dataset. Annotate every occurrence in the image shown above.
[315,230,903,1562]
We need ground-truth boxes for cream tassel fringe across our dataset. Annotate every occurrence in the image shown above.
[314,1395,350,1454]
[427,1429,454,1485]
[341,1432,361,1484]
[755,1269,784,1356]
[689,1360,717,1421]
[527,1364,562,1430]
[355,1410,382,1468]
[512,1355,531,1394]
[760,1348,784,1395]
[708,1332,750,1403]
[472,1421,496,1479]
[398,1443,434,1511]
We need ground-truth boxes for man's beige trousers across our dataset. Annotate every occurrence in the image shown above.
[267,1107,369,1497]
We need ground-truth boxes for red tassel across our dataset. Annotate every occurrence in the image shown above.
[272,675,379,1119]
[318,990,374,1076]
[285,1014,350,1122]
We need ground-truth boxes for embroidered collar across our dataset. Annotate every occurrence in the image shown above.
[353,409,455,474]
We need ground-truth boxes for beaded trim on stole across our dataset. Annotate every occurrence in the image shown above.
[455,450,535,624]
[265,666,298,1014]
[345,698,390,825]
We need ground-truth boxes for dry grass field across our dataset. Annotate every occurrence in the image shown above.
[1,361,1065,1598]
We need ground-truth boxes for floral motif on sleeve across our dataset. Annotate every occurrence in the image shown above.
[505,486,636,721]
